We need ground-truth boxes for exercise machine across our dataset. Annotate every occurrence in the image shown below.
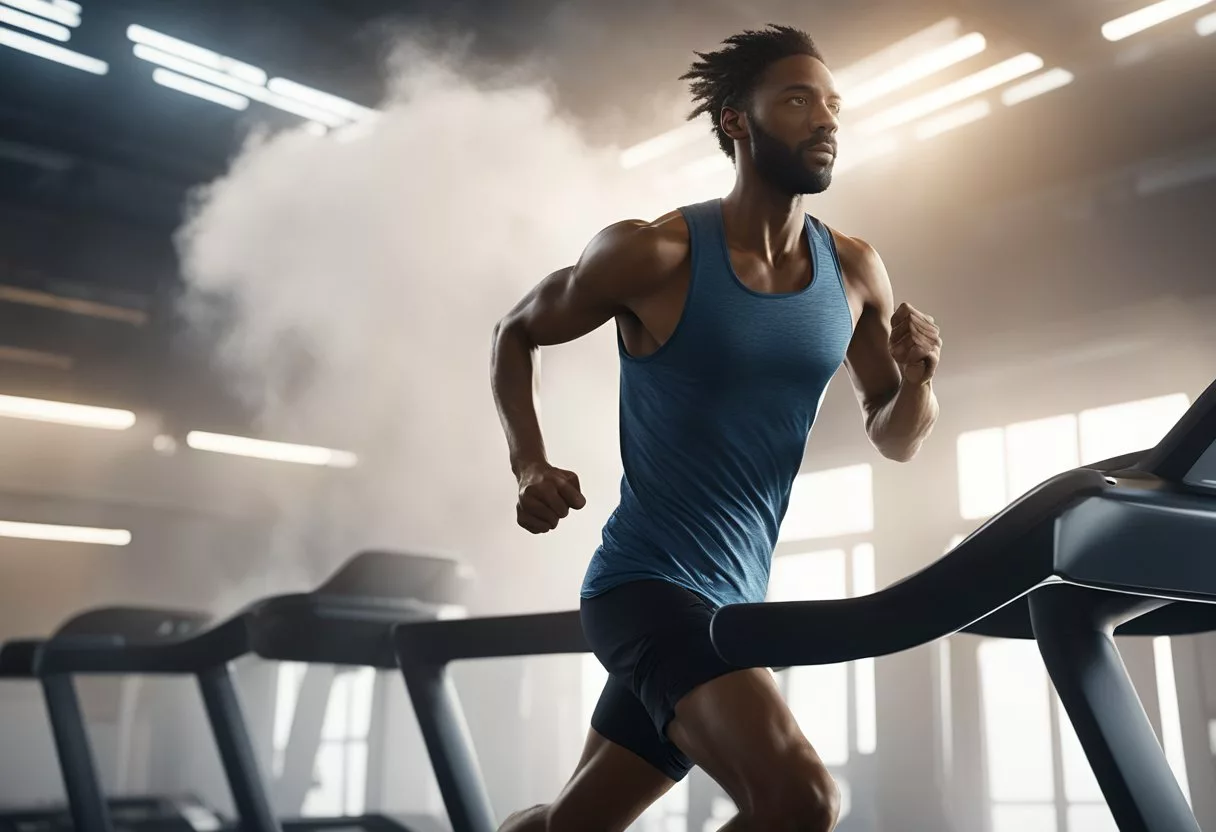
[0,608,225,832]
[33,550,469,832]
[391,375,1216,832]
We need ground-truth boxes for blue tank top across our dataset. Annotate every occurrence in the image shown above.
[580,198,855,609]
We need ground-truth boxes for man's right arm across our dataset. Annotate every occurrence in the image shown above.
[491,220,675,532]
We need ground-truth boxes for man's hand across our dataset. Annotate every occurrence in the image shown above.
[889,302,942,385]
[516,462,587,534]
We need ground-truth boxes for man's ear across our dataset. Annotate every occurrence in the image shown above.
[720,102,749,144]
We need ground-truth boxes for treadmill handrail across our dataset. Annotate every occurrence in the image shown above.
[394,610,587,665]
[710,468,1107,668]
[1135,377,1216,482]
[35,615,252,675]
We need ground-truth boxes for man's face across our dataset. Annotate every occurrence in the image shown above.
[743,55,842,195]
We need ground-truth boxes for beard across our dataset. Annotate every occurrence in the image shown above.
[748,118,833,195]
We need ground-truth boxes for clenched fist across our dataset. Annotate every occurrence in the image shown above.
[889,302,942,385]
[516,462,587,534]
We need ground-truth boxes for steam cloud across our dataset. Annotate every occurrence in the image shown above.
[175,38,700,612]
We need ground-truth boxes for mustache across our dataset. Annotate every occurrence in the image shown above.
[799,134,837,154]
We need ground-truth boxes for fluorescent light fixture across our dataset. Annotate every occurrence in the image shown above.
[0,5,70,40]
[832,134,900,174]
[0,394,134,429]
[914,99,992,140]
[673,153,733,180]
[1198,10,1216,33]
[844,32,988,109]
[133,44,348,127]
[267,77,377,122]
[0,520,130,546]
[127,24,266,84]
[1102,0,1213,40]
[186,431,358,468]
[51,0,79,11]
[620,122,708,169]
[856,52,1043,135]
[0,0,78,26]
[0,25,105,72]
[153,68,249,110]
[1001,68,1075,105]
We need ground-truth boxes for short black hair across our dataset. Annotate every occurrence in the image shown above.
[681,24,825,160]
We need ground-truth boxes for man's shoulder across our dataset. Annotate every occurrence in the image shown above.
[580,209,691,289]
[814,220,887,285]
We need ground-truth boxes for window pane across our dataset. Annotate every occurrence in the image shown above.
[273,662,308,756]
[979,640,1055,801]
[851,543,875,596]
[1153,636,1192,804]
[855,657,876,755]
[779,465,873,541]
[322,670,353,741]
[768,550,847,602]
[958,428,1007,519]
[1066,803,1118,832]
[347,668,377,739]
[1079,394,1190,465]
[787,664,849,766]
[581,653,609,731]
[1005,414,1079,499]
[991,804,1056,832]
[345,740,369,816]
[302,741,344,817]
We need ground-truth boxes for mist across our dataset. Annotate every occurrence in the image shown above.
[174,37,694,612]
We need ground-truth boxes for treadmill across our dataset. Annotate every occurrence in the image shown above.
[0,607,225,832]
[392,375,1216,832]
[34,551,469,832]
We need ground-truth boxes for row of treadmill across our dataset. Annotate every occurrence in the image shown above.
[3,374,1216,832]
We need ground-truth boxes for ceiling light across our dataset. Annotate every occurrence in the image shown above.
[0,520,130,546]
[186,431,357,468]
[0,25,105,73]
[1197,10,1216,33]
[267,77,377,122]
[132,44,348,127]
[0,5,69,40]
[844,32,987,110]
[1101,0,1213,41]
[914,99,992,140]
[1001,68,1076,105]
[127,24,265,84]
[152,68,249,111]
[0,394,134,428]
[855,52,1043,135]
[0,0,77,26]
[620,122,708,169]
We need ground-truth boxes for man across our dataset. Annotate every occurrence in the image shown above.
[490,24,941,832]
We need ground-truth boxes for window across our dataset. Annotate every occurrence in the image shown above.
[273,663,377,817]
[956,394,1190,831]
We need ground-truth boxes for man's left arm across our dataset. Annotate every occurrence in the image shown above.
[838,235,942,462]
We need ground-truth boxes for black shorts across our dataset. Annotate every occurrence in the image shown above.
[579,579,740,781]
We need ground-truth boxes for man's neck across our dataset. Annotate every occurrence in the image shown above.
[720,177,806,266]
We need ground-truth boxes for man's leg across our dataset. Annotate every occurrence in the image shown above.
[499,727,676,831]
[499,673,682,832]
[666,668,841,831]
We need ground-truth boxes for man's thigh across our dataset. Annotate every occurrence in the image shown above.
[666,667,829,812]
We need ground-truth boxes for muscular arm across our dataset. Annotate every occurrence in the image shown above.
[838,235,940,462]
[491,221,677,475]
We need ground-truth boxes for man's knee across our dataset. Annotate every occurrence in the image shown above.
[743,755,841,832]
